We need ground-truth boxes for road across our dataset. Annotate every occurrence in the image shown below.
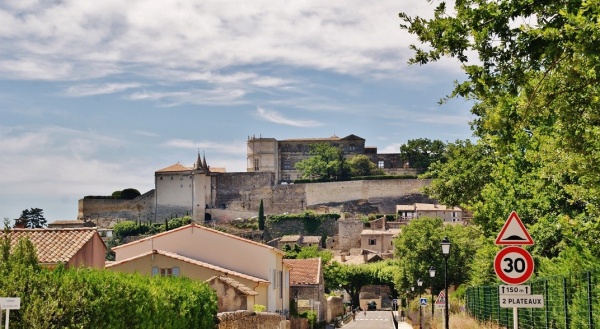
[341,310,403,329]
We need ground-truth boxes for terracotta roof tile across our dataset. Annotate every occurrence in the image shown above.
[207,275,258,296]
[2,228,100,264]
[156,163,192,173]
[48,220,84,226]
[280,235,301,243]
[107,249,268,284]
[283,258,321,285]
[112,223,285,256]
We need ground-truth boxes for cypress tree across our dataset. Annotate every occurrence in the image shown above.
[258,199,265,230]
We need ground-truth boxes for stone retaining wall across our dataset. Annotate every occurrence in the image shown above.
[217,311,289,329]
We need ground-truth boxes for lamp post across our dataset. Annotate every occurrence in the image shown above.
[429,266,436,320]
[441,237,451,329]
[417,278,423,329]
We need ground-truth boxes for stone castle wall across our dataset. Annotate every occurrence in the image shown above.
[337,220,364,251]
[79,178,433,229]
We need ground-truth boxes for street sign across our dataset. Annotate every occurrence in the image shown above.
[495,211,534,245]
[494,246,534,285]
[435,291,446,309]
[420,298,427,306]
[499,285,531,295]
[392,299,397,305]
[499,294,544,308]
[0,298,20,310]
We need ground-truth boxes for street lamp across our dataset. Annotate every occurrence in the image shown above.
[441,237,451,329]
[429,266,436,320]
[417,278,423,329]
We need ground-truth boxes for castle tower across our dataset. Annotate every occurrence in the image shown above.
[247,135,279,180]
[192,153,212,222]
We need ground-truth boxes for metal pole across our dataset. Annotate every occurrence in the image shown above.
[419,287,422,329]
[513,307,518,329]
[444,256,449,329]
[4,309,8,329]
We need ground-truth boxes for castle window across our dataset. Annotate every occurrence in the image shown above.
[350,144,355,151]
[254,158,259,171]
[369,238,377,246]
[160,177,163,180]
[378,161,384,169]
[171,176,174,180]
[283,158,291,170]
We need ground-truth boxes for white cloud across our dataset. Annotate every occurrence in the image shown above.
[127,88,247,106]
[161,139,247,155]
[255,107,323,127]
[0,0,457,82]
[66,82,141,97]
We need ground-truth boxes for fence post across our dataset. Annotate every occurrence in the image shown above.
[544,279,549,329]
[587,271,593,329]
[563,277,569,329]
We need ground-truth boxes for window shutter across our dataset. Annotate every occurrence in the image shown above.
[152,267,159,276]
[172,267,180,277]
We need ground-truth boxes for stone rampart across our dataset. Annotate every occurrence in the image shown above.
[264,217,337,242]
[217,311,288,329]
[78,190,155,227]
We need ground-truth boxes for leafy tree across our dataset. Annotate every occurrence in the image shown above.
[394,217,481,292]
[120,188,141,200]
[258,199,265,230]
[399,138,446,170]
[399,0,600,241]
[421,140,493,208]
[15,208,47,228]
[111,190,122,199]
[348,154,384,177]
[295,143,351,181]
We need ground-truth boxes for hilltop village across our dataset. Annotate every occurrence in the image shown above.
[25,134,464,328]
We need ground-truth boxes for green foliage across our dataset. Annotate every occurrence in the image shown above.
[253,304,266,312]
[303,310,317,326]
[348,154,384,177]
[111,190,122,198]
[399,138,447,170]
[112,221,150,240]
[15,208,47,228]
[258,199,265,230]
[269,211,339,234]
[0,235,217,329]
[120,188,141,200]
[295,143,351,181]
[393,217,482,292]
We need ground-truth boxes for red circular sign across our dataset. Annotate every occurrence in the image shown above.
[494,246,534,285]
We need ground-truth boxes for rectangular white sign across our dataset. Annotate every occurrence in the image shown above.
[499,285,531,295]
[0,297,20,310]
[500,294,544,308]
[435,303,446,309]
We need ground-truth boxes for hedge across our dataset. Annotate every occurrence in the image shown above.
[0,236,217,329]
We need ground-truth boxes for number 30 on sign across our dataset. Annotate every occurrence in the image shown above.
[494,246,534,285]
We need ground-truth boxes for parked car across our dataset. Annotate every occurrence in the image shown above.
[367,301,377,310]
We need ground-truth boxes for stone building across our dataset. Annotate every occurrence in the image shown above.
[247,134,417,182]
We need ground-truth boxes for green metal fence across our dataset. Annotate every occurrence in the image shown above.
[466,269,600,328]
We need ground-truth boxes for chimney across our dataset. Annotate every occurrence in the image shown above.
[13,220,25,229]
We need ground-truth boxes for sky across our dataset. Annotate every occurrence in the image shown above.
[0,0,475,223]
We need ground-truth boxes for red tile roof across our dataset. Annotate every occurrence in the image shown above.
[156,163,192,173]
[208,275,259,296]
[112,223,285,256]
[107,249,268,284]
[2,228,102,264]
[283,258,322,285]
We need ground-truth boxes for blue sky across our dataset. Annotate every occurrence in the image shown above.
[0,0,474,222]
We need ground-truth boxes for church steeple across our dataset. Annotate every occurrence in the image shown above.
[202,152,209,171]
[195,149,202,170]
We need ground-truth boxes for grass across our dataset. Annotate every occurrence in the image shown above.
[430,312,503,329]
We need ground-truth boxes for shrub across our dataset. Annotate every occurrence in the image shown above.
[120,188,141,200]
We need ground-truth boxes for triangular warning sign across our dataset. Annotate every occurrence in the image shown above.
[495,211,534,245]
[435,291,446,305]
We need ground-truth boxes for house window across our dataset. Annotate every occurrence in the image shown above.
[283,158,291,170]
[378,161,384,169]
[254,158,260,171]
[160,177,163,180]
[152,267,179,277]
[350,144,355,151]
[279,270,283,298]
[369,238,377,246]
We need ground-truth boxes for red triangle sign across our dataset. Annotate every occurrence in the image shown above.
[495,211,534,245]
[435,291,446,305]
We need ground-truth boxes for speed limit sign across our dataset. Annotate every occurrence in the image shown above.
[494,246,534,285]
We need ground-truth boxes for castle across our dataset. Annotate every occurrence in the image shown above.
[78,134,430,227]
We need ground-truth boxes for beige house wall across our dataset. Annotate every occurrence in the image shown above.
[107,254,268,309]
[112,225,288,313]
[360,232,395,253]
[68,234,106,269]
